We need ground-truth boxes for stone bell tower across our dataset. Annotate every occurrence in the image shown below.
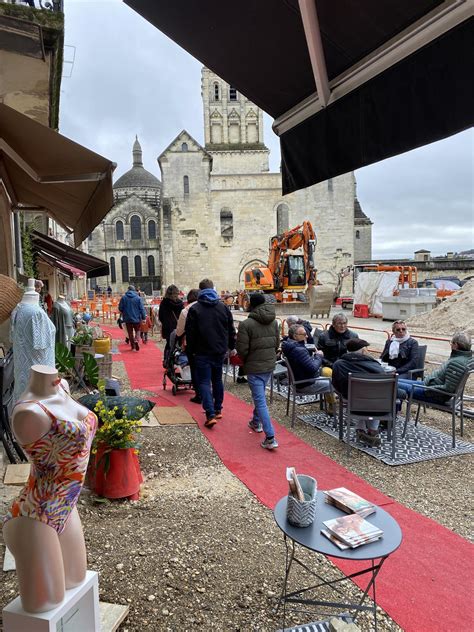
[201,67,269,174]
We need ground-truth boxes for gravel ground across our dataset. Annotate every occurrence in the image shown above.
[0,335,472,631]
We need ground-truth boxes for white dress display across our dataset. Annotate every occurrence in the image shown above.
[12,301,56,403]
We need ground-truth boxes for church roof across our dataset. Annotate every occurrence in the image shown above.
[354,197,371,222]
[114,137,161,190]
[158,130,211,162]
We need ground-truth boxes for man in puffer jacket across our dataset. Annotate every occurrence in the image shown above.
[236,293,280,450]
[398,331,472,403]
[281,324,331,394]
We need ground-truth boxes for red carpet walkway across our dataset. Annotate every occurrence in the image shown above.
[106,326,473,631]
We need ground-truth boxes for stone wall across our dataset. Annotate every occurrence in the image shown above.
[354,222,372,262]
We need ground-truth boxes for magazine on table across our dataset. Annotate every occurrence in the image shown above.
[322,513,383,549]
[324,487,376,518]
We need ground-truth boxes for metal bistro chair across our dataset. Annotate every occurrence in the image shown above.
[269,359,288,403]
[403,364,474,448]
[406,345,427,380]
[281,355,337,429]
[345,373,399,459]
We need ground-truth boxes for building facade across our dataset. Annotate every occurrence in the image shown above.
[93,68,372,294]
[88,138,162,293]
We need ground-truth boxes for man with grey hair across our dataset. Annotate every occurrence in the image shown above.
[118,284,146,351]
[398,331,472,402]
[286,315,315,344]
[317,312,359,368]
[281,324,330,395]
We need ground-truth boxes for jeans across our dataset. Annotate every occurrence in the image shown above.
[397,378,440,402]
[195,354,225,419]
[247,373,275,439]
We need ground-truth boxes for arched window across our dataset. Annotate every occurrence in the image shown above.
[134,255,142,277]
[213,82,220,101]
[355,230,360,239]
[181,142,188,152]
[220,208,233,239]
[276,203,289,235]
[229,86,237,100]
[115,220,124,241]
[130,215,142,240]
[148,220,156,240]
[148,255,155,276]
[121,256,129,283]
[110,257,116,283]
[183,175,189,195]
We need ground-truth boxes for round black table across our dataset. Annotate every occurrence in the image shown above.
[273,492,402,630]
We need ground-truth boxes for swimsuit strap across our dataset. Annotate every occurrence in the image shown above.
[14,400,57,424]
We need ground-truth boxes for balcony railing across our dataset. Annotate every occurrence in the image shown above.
[0,0,64,12]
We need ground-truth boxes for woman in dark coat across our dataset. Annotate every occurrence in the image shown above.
[158,284,184,365]
[380,320,419,378]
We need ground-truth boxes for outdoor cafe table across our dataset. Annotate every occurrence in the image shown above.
[273,492,402,631]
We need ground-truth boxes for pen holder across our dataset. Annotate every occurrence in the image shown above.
[287,475,317,527]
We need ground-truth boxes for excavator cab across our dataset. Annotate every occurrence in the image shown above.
[284,255,306,288]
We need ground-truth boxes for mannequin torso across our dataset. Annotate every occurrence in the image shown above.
[3,365,97,613]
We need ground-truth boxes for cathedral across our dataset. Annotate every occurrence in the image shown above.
[89,68,372,293]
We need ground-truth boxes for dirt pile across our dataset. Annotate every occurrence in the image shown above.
[407,280,474,336]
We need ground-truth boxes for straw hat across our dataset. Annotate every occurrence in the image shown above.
[0,275,23,324]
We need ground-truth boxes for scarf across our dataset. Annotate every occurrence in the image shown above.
[388,332,410,359]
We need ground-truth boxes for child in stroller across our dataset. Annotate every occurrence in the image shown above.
[162,330,193,395]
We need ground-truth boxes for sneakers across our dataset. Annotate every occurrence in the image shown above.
[248,420,263,433]
[236,376,248,384]
[190,395,202,404]
[204,417,217,428]
[261,437,279,450]
[215,411,223,419]
[125,337,129,344]
[356,429,381,447]
[135,341,140,351]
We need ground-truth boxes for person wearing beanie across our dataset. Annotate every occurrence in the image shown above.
[185,278,236,427]
[332,338,386,447]
[236,293,280,449]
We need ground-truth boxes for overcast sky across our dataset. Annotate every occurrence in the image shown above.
[60,0,473,260]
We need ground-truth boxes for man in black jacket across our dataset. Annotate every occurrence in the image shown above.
[332,338,386,447]
[185,279,236,427]
[317,313,359,368]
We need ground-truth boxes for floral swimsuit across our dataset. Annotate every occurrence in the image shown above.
[3,397,97,535]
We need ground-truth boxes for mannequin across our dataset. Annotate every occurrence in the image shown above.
[51,295,75,349]
[2,365,97,613]
[11,279,56,402]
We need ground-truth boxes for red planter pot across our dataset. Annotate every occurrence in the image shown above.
[92,447,143,500]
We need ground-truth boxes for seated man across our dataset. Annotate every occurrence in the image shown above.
[285,315,316,344]
[281,324,331,395]
[317,312,359,368]
[397,331,472,402]
[332,339,387,447]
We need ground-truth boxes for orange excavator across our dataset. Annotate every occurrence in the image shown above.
[240,221,317,304]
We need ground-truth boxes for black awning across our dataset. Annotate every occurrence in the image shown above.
[32,231,109,279]
[125,0,474,193]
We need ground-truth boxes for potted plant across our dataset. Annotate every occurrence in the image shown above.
[90,383,144,500]
[71,325,95,357]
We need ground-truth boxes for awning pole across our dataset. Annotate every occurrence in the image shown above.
[298,0,330,106]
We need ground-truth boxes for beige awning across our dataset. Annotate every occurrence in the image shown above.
[0,103,116,246]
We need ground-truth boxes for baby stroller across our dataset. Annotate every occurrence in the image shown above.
[162,330,193,396]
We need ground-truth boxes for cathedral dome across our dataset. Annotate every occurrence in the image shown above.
[113,137,161,190]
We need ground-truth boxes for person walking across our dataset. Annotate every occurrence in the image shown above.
[185,279,236,427]
[158,284,184,366]
[236,293,280,450]
[118,285,146,351]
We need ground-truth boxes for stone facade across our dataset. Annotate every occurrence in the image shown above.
[157,68,370,292]
[89,138,162,292]
[354,198,373,263]
[91,68,372,295]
